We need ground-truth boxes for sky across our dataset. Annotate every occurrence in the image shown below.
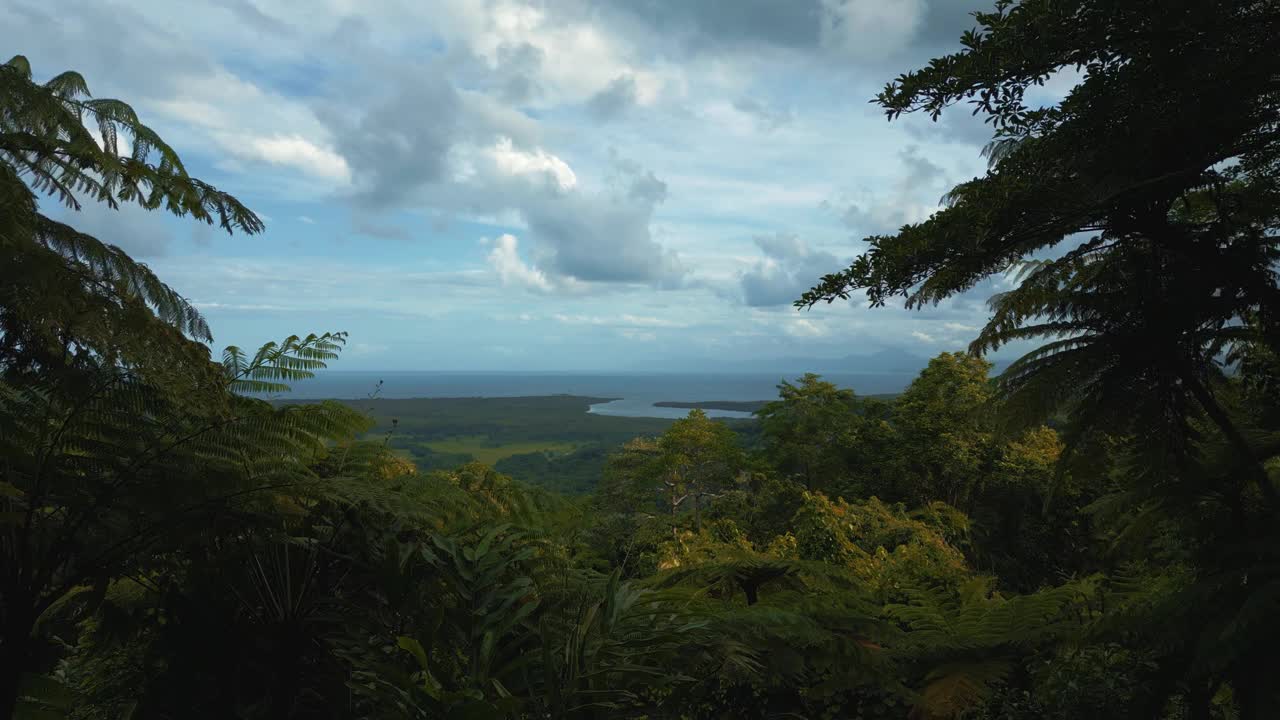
[2,0,1073,371]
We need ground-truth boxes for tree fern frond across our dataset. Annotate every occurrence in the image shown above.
[30,214,211,340]
[981,137,1025,169]
[44,70,91,100]
[0,55,262,234]
[226,332,349,394]
[4,54,32,77]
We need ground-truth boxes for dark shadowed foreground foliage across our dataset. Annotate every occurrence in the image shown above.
[2,0,1279,717]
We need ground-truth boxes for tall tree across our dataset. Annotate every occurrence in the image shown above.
[797,0,1280,488]
[658,410,745,535]
[756,374,862,491]
[594,437,668,574]
[0,56,365,718]
[797,2,1280,715]
[892,352,995,510]
[599,412,744,543]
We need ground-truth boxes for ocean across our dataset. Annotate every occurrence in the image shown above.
[274,371,916,419]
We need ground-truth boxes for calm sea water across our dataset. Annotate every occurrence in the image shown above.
[274,371,914,419]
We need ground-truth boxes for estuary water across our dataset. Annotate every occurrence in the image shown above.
[272,371,915,419]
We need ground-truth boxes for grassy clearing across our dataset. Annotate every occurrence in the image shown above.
[421,435,580,465]
[322,396,753,489]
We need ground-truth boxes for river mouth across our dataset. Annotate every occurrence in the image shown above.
[587,398,754,419]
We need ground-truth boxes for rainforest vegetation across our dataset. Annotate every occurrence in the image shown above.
[327,395,695,489]
[3,1,1280,718]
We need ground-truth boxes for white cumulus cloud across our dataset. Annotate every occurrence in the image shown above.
[486,233,553,292]
[785,318,827,338]
[486,137,578,191]
[239,135,352,184]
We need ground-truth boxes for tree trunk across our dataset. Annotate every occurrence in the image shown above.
[1180,369,1279,508]
[692,492,701,534]
[1187,680,1211,720]
[0,614,33,720]
[1235,665,1266,720]
[669,484,679,539]
[0,660,19,720]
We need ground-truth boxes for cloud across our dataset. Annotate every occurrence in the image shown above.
[599,0,822,53]
[819,0,928,59]
[2,0,212,98]
[0,0,1020,367]
[837,145,951,235]
[352,218,412,241]
[911,330,936,343]
[462,158,682,288]
[194,301,291,311]
[486,137,578,190]
[587,74,639,121]
[234,134,351,183]
[784,318,827,337]
[552,313,687,328]
[486,233,554,292]
[156,255,494,324]
[902,145,946,185]
[914,2,981,52]
[622,313,683,327]
[739,233,842,307]
[212,0,292,36]
[902,107,995,148]
[491,41,545,104]
[546,311,690,343]
[523,179,683,285]
[590,0,970,64]
[320,71,464,207]
[463,0,666,106]
[58,201,174,258]
[523,193,682,284]
[347,342,389,357]
[627,170,668,205]
[307,57,681,290]
[732,96,793,131]
[293,32,680,290]
[618,328,658,341]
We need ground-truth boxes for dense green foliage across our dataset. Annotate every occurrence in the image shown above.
[2,1,1279,718]
[798,0,1280,716]
[495,444,612,495]
[325,396,752,494]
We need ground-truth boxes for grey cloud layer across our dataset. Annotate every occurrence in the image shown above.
[4,0,989,268]
[603,0,823,51]
[303,25,684,288]
[587,75,639,122]
[526,191,681,285]
[0,0,1019,361]
[56,202,176,259]
[3,0,213,98]
[591,0,978,62]
[740,234,842,307]
[321,72,463,208]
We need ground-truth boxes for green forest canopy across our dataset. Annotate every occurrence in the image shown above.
[1,1,1279,718]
